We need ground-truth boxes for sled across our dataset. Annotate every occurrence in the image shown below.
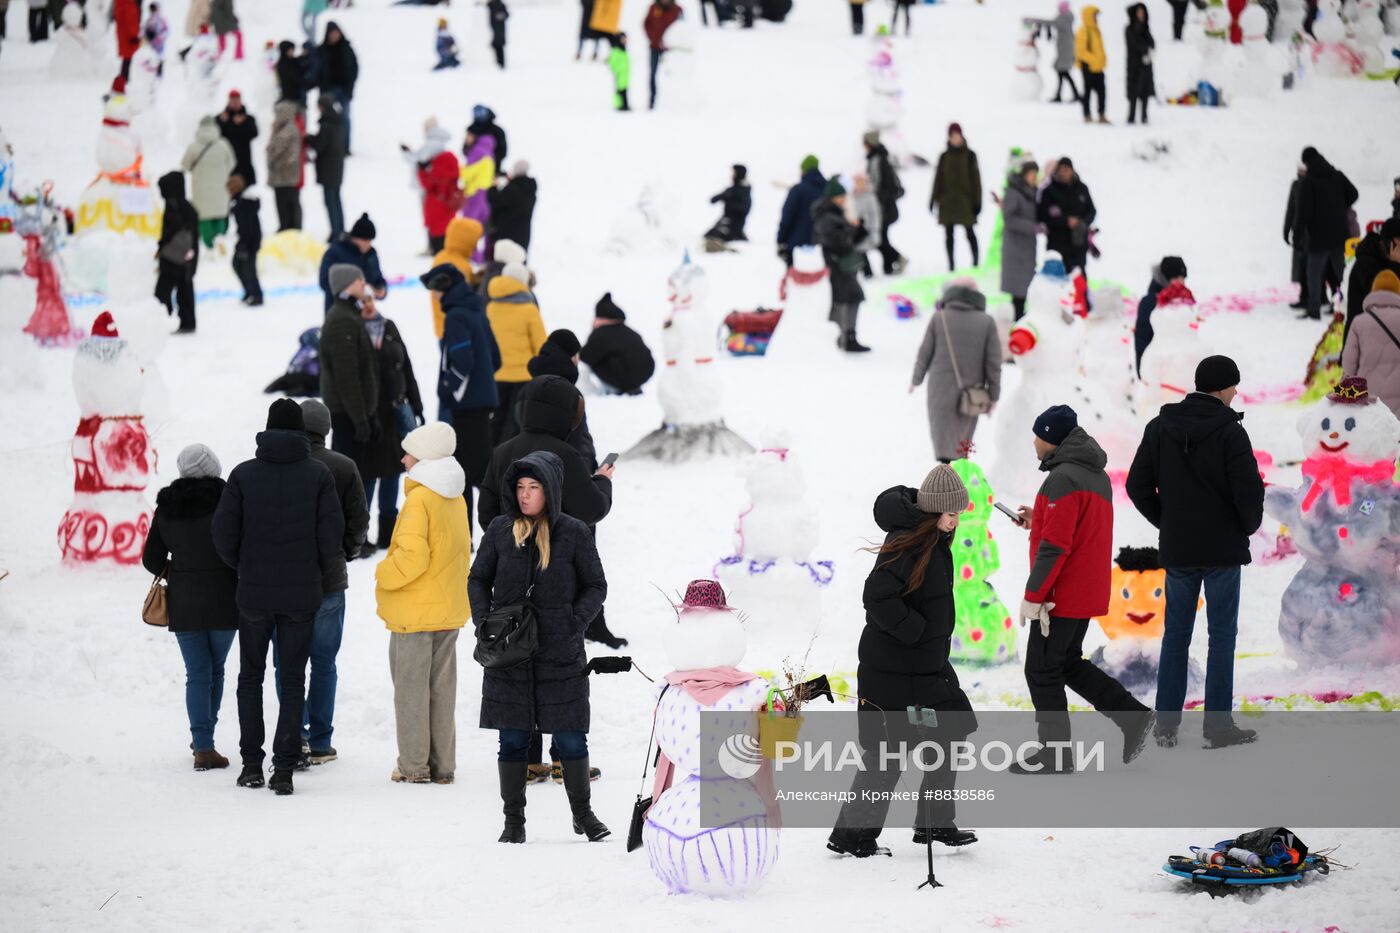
[1163,853,1329,893]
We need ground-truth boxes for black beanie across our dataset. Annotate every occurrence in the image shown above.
[267,398,305,431]
[595,292,626,321]
[349,213,376,240]
[1195,355,1241,393]
[546,328,581,357]
[1033,405,1078,446]
[1160,256,1187,280]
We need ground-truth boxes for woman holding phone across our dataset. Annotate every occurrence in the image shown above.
[828,464,979,858]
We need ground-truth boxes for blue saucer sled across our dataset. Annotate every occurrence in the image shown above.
[1163,828,1331,896]
[1163,854,1329,890]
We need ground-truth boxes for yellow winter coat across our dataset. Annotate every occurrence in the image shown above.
[486,274,547,383]
[429,217,482,339]
[375,458,472,634]
[1075,6,1107,73]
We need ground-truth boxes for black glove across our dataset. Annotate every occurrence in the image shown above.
[353,420,372,444]
[777,245,791,264]
[585,656,634,675]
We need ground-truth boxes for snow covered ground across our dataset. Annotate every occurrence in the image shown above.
[3,0,1400,929]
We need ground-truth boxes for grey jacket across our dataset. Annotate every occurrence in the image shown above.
[1054,10,1075,71]
[999,173,1039,299]
[265,101,303,189]
[912,286,1003,461]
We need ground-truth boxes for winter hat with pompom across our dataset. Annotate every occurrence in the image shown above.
[349,213,376,240]
[595,292,626,321]
[917,464,970,515]
[177,444,222,479]
[402,422,456,461]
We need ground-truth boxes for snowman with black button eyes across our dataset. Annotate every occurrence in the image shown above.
[1263,378,1400,666]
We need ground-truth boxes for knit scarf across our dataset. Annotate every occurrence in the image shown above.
[363,313,386,349]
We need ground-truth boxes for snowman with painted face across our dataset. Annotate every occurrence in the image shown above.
[1264,378,1400,665]
[642,580,779,896]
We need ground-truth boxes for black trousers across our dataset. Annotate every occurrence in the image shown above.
[890,0,911,34]
[831,712,960,844]
[1054,69,1080,101]
[492,380,528,445]
[233,248,262,302]
[1024,617,1147,743]
[648,48,663,108]
[616,87,630,111]
[1169,0,1188,39]
[1080,67,1106,118]
[1012,296,1026,320]
[154,260,196,330]
[1127,95,1149,124]
[428,234,445,254]
[330,411,371,488]
[238,610,314,771]
[274,186,302,231]
[849,1,864,34]
[878,217,902,273]
[450,407,493,536]
[944,224,979,270]
[29,7,50,41]
[493,41,505,68]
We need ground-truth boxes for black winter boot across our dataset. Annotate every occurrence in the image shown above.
[912,825,978,847]
[826,829,891,857]
[269,770,294,795]
[498,761,527,843]
[236,763,265,788]
[561,758,611,841]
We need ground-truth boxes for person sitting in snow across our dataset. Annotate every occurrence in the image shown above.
[703,163,751,245]
[580,293,656,395]
[433,17,459,69]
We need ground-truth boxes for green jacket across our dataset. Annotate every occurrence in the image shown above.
[930,145,983,229]
[319,298,380,430]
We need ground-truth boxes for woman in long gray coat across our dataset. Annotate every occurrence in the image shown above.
[469,450,609,844]
[1000,160,1040,320]
[1051,2,1079,102]
[910,283,1003,462]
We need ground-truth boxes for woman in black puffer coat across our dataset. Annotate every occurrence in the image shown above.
[828,465,979,859]
[469,450,608,844]
[1124,3,1156,125]
[141,444,239,772]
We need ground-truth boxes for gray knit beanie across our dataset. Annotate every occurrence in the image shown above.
[328,263,365,297]
[176,443,222,480]
[299,398,332,439]
[917,464,969,514]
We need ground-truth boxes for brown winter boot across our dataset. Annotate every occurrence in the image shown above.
[193,749,230,771]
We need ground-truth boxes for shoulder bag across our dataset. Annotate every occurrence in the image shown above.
[940,310,994,417]
[142,562,169,627]
[627,684,671,853]
[473,545,539,670]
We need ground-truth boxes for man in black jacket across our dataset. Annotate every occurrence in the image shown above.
[307,95,348,241]
[704,164,752,243]
[1345,218,1400,338]
[267,400,369,767]
[213,399,344,795]
[216,90,259,186]
[320,263,380,482]
[318,21,358,153]
[1037,157,1096,276]
[863,132,906,275]
[1294,146,1359,321]
[813,179,871,352]
[487,160,536,251]
[1126,356,1264,749]
[579,293,655,395]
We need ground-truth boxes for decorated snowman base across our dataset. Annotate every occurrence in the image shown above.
[626,421,754,462]
[1277,562,1400,666]
[643,779,779,897]
[59,491,152,565]
[1091,639,1203,698]
[76,179,162,240]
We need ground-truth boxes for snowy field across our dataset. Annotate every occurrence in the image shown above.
[3,0,1400,929]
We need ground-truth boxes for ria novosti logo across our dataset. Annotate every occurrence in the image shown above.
[717,733,764,779]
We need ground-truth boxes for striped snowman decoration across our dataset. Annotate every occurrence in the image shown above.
[643,580,779,896]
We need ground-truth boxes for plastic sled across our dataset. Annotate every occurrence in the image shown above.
[1163,853,1328,894]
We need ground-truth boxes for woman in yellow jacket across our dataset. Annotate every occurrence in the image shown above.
[428,217,482,339]
[1075,5,1109,124]
[486,261,546,443]
[375,422,472,784]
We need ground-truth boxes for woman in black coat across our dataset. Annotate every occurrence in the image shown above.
[362,308,424,553]
[141,444,239,771]
[1125,3,1155,125]
[469,450,608,844]
[154,171,200,333]
[828,466,978,858]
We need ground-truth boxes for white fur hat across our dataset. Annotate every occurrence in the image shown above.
[402,422,456,461]
[501,262,531,286]
[494,239,526,265]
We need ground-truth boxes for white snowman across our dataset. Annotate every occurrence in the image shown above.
[178,27,227,144]
[60,311,156,565]
[643,580,779,897]
[76,95,162,239]
[1234,4,1286,97]
[1136,281,1204,415]
[865,35,911,165]
[1311,0,1365,77]
[1070,283,1142,483]
[1352,0,1395,79]
[49,1,105,79]
[1264,378,1400,666]
[103,236,171,423]
[1012,19,1043,101]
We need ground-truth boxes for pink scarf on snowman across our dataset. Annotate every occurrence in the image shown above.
[1300,456,1396,512]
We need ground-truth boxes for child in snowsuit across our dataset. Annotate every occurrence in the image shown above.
[434,18,459,70]
[608,33,631,111]
[227,173,263,306]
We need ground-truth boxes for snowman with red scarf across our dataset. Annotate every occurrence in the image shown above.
[642,580,779,896]
[1136,280,1204,413]
[59,311,156,564]
[1264,378,1400,666]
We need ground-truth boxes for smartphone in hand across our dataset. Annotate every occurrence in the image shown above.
[994,501,1026,526]
[600,452,619,469]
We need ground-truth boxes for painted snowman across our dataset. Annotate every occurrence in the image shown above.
[948,459,1016,666]
[1137,281,1204,415]
[18,185,82,347]
[643,580,779,897]
[49,1,104,79]
[1012,19,1044,101]
[76,94,161,239]
[60,311,157,564]
[1311,0,1364,77]
[1263,378,1400,666]
[1071,283,1141,485]
[1091,546,1204,695]
[865,34,908,165]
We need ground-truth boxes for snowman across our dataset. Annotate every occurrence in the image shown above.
[1070,283,1140,482]
[1351,0,1396,79]
[1090,547,1204,695]
[179,26,227,144]
[49,1,105,80]
[0,127,20,272]
[865,32,910,166]
[948,459,1016,666]
[102,235,171,422]
[1233,3,1286,96]
[75,93,162,239]
[1136,281,1204,415]
[989,253,1085,496]
[59,311,157,565]
[1311,0,1365,77]
[626,255,753,461]
[1012,19,1044,101]
[18,185,82,347]
[1263,378,1400,666]
[642,580,779,897]
[777,244,830,332]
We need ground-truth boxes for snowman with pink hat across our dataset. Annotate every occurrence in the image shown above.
[641,580,780,896]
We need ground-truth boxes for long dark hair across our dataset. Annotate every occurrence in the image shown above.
[863,515,947,594]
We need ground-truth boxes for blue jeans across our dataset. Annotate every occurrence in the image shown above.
[365,474,400,523]
[499,728,586,762]
[273,591,346,749]
[174,630,237,751]
[1156,566,1241,731]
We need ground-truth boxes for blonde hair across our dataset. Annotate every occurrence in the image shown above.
[512,515,551,571]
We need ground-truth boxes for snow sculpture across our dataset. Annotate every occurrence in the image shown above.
[1263,378,1400,666]
[1071,284,1140,483]
[60,311,156,564]
[1012,19,1043,101]
[1136,281,1203,413]
[1091,546,1203,694]
[948,459,1016,666]
[49,1,105,79]
[75,94,162,239]
[1311,0,1365,77]
[18,185,81,347]
[865,32,909,164]
[643,580,779,896]
[103,235,171,422]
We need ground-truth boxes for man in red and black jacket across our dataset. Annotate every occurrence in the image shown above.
[1012,405,1151,773]
[643,0,682,110]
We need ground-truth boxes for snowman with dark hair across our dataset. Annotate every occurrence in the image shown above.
[1264,378,1400,666]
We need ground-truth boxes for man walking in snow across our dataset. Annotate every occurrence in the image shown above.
[643,0,682,110]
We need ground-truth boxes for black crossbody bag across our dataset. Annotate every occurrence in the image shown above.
[473,546,539,670]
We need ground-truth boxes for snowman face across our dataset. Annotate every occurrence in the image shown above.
[1298,399,1400,462]
[664,610,747,671]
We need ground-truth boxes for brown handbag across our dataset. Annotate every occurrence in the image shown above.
[142,563,169,628]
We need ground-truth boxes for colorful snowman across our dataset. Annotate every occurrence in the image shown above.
[59,311,156,565]
[1263,378,1400,666]
[1071,285,1141,485]
[1091,547,1203,695]
[1137,281,1204,414]
[643,580,779,897]
[75,93,162,239]
[18,185,82,347]
[947,460,1016,665]
[865,32,908,165]
[1012,19,1044,101]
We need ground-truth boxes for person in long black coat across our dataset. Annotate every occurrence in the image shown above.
[143,444,240,771]
[317,21,358,151]
[1294,146,1359,320]
[1283,169,1309,310]
[275,40,306,107]
[486,163,537,251]
[704,164,752,243]
[155,171,200,333]
[216,91,259,186]
[812,181,870,352]
[1037,158,1096,275]
[361,309,425,552]
[307,95,348,240]
[469,450,609,843]
[1124,4,1155,125]
[579,293,655,394]
[827,470,978,858]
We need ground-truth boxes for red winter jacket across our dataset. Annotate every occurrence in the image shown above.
[644,2,682,51]
[418,150,462,238]
[116,0,142,58]
[1024,427,1114,619]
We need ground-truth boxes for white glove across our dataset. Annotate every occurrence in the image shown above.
[1020,600,1056,637]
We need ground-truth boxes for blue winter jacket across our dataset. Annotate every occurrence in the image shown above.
[434,264,502,412]
[777,168,826,251]
[319,238,388,311]
[1134,269,1165,376]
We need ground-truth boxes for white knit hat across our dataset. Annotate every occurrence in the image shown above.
[402,422,455,461]
[493,239,526,265]
[501,262,531,286]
